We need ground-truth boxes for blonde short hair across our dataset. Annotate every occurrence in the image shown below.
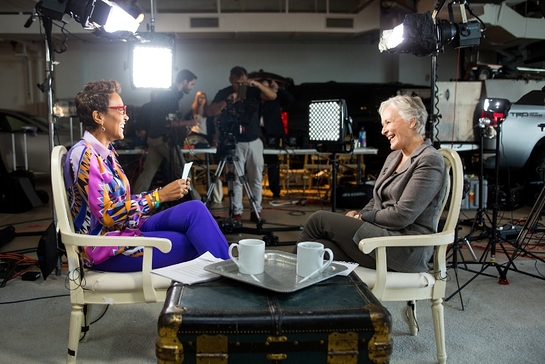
[378,95,427,138]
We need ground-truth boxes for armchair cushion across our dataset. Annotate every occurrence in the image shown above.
[83,269,172,292]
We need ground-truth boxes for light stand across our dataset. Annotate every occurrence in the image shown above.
[461,122,493,241]
[28,0,141,278]
[447,99,517,300]
[308,99,353,212]
[447,118,494,291]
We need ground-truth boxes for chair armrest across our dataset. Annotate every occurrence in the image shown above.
[358,231,454,254]
[60,231,172,253]
[61,231,172,302]
[358,230,454,299]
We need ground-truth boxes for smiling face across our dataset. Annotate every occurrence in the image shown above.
[381,106,417,152]
[92,92,129,146]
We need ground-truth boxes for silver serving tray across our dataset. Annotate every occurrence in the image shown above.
[204,250,348,293]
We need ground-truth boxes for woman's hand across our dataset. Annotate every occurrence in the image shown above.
[345,210,361,220]
[158,178,191,202]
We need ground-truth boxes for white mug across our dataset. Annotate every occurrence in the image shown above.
[228,239,265,275]
[296,242,334,278]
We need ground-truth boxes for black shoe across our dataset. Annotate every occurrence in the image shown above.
[250,211,266,224]
[272,193,281,199]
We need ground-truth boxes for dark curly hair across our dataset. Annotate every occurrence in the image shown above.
[75,80,122,132]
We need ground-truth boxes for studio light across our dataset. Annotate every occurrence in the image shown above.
[379,12,438,56]
[308,99,353,153]
[481,98,511,127]
[129,33,175,89]
[379,1,485,57]
[40,0,139,34]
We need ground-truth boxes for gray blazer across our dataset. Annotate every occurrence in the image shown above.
[353,139,447,273]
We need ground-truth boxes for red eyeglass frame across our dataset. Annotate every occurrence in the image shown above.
[108,105,127,113]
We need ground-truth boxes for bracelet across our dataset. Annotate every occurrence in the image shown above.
[153,189,161,209]
[148,192,157,209]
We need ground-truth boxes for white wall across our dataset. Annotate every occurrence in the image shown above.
[1,38,461,114]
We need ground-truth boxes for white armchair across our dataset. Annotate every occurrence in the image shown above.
[51,145,173,364]
[354,148,463,364]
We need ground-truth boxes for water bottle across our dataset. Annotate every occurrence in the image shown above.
[358,126,367,148]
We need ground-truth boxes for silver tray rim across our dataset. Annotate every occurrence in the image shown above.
[204,250,348,293]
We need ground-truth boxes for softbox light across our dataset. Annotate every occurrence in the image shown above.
[309,99,352,153]
[129,33,175,89]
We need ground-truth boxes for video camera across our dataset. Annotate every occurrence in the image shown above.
[217,98,258,136]
[215,98,257,156]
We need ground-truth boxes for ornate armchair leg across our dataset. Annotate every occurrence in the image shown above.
[67,303,84,364]
[431,297,447,364]
[406,300,419,336]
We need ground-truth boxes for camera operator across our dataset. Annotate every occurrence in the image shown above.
[208,66,277,223]
[133,70,200,200]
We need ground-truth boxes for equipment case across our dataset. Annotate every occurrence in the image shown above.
[156,273,392,364]
[0,131,44,213]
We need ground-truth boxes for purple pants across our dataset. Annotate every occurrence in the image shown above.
[92,200,229,272]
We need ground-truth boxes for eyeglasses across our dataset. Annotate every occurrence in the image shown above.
[108,105,127,115]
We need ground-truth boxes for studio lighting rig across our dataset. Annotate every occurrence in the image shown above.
[37,0,140,35]
[379,0,486,57]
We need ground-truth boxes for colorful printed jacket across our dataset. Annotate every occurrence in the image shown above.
[64,132,157,267]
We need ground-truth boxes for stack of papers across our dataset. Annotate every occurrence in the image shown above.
[335,261,359,276]
[151,252,223,285]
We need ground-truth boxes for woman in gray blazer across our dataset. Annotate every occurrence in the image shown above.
[298,95,447,273]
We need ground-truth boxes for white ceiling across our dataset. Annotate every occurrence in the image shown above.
[1,0,544,63]
[0,0,376,15]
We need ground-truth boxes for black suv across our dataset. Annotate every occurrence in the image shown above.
[284,82,430,176]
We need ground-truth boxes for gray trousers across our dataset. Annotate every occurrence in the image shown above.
[233,138,263,215]
[297,210,377,269]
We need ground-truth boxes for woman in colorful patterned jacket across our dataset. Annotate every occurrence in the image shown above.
[64,79,229,272]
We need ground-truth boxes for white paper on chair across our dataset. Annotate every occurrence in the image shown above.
[182,162,193,180]
[151,252,223,285]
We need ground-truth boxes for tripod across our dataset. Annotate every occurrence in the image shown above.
[462,124,494,242]
[202,140,302,245]
[447,122,515,300]
[445,224,477,308]
[500,151,545,281]
[203,143,263,231]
